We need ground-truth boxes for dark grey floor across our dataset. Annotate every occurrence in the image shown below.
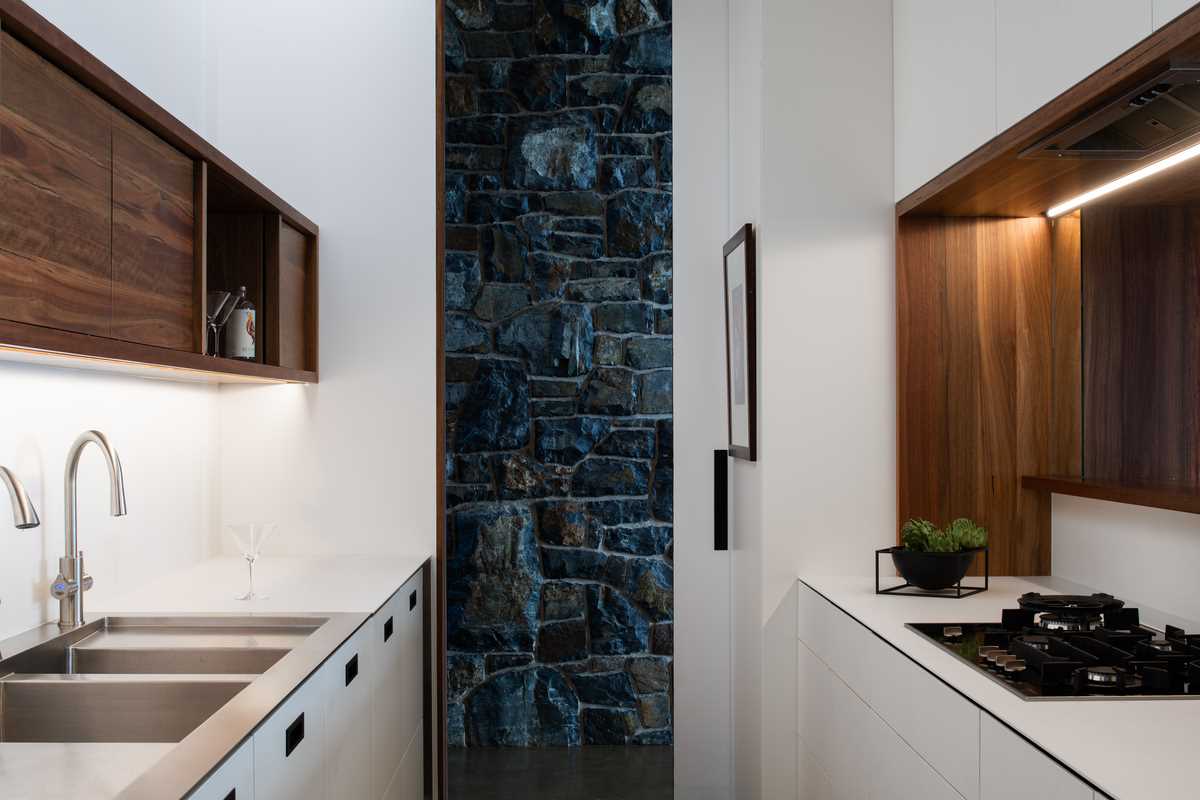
[448,746,673,800]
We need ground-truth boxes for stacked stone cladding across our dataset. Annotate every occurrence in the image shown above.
[443,0,673,747]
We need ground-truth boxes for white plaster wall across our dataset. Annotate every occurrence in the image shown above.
[673,0,734,797]
[0,363,217,640]
[1052,495,1200,624]
[721,0,896,796]
[208,0,437,560]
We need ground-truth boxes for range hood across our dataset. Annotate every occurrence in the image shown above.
[1021,66,1200,159]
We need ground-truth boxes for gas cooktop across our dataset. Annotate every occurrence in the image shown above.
[908,592,1200,700]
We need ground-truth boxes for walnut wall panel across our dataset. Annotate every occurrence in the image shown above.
[898,216,1058,575]
[1082,206,1200,487]
[0,31,111,337]
[111,111,196,351]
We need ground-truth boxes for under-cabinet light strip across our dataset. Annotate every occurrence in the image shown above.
[1047,139,1200,217]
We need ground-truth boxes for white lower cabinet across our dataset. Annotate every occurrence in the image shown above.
[322,624,373,799]
[253,669,327,800]
[799,584,979,800]
[189,570,425,800]
[372,572,424,800]
[188,738,254,800]
[980,714,1093,800]
[800,638,964,800]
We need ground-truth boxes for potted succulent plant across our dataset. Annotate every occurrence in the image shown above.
[892,517,988,591]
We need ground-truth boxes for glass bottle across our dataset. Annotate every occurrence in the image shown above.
[224,286,257,361]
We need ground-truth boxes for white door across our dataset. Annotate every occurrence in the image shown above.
[674,1,735,798]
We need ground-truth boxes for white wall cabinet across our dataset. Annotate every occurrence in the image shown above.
[996,1,1152,133]
[980,714,1093,800]
[893,0,996,200]
[1155,0,1197,28]
[895,1,1164,200]
[189,569,426,800]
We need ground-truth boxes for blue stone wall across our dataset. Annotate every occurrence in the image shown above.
[443,0,673,747]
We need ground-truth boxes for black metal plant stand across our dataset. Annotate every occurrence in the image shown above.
[875,546,989,598]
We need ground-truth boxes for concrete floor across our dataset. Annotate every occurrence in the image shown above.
[448,746,673,800]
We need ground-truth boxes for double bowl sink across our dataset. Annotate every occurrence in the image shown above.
[0,615,322,743]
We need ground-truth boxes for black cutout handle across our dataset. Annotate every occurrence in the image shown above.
[384,616,394,641]
[714,449,729,551]
[409,590,418,610]
[345,653,359,686]
[223,790,236,800]
[285,712,305,757]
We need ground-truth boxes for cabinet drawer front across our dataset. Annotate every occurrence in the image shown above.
[253,673,325,800]
[322,625,372,799]
[798,583,980,800]
[382,727,423,800]
[187,738,254,800]
[980,714,1092,800]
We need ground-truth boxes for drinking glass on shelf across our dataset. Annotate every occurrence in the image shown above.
[226,523,277,600]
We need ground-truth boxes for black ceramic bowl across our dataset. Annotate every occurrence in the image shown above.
[891,547,981,591]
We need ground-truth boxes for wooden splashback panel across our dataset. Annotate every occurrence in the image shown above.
[898,216,1079,575]
[1082,206,1200,487]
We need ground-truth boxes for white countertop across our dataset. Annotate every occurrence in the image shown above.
[801,575,1200,800]
[93,554,428,616]
[0,554,428,800]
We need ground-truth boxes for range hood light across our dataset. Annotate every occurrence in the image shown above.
[1047,139,1200,217]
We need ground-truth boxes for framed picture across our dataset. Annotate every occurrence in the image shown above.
[723,223,757,461]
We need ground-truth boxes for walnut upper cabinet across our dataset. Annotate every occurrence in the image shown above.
[111,110,197,352]
[0,3,318,383]
[0,31,113,338]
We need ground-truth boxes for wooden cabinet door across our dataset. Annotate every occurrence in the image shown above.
[112,111,196,351]
[0,31,112,337]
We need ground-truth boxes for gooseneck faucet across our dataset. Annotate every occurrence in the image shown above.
[0,466,40,529]
[53,430,126,629]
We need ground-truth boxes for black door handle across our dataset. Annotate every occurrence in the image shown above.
[285,712,305,757]
[714,449,728,551]
[384,616,394,641]
[223,790,235,800]
[345,653,359,686]
[409,590,418,610]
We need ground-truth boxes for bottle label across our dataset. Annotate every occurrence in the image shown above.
[227,308,256,359]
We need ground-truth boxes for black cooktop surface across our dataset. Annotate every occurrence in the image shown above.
[909,594,1200,700]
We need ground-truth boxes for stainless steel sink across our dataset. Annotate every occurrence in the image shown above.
[0,614,326,745]
[0,675,252,743]
[0,615,319,676]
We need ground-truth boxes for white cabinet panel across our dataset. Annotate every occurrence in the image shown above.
[997,1,1152,131]
[322,624,372,799]
[799,584,980,800]
[383,727,423,800]
[188,738,254,800]
[894,0,996,200]
[372,572,423,800]
[865,701,964,800]
[1154,0,1196,28]
[253,672,326,800]
[981,714,1092,800]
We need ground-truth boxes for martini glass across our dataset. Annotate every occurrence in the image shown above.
[227,523,276,600]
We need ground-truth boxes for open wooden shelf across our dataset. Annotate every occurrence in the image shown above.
[1022,475,1200,516]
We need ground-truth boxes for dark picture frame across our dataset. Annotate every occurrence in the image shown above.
[723,223,757,461]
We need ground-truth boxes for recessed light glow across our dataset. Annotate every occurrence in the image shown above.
[1047,139,1200,217]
